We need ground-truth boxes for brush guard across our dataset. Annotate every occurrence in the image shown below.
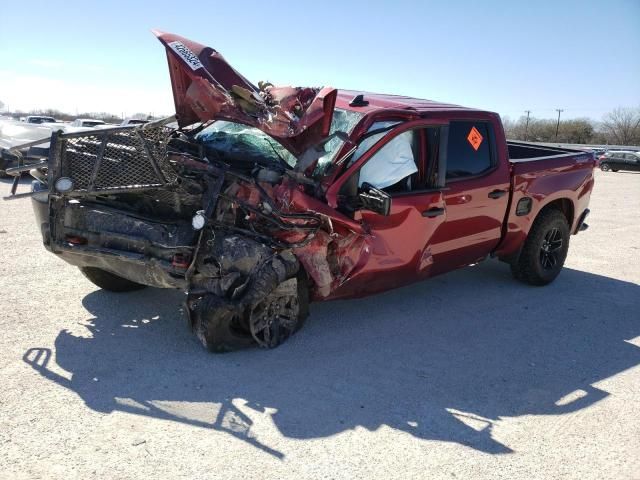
[3,117,178,200]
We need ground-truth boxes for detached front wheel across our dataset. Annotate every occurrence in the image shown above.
[511,209,570,286]
[191,271,309,353]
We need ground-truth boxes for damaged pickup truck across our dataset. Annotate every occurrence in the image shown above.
[4,31,595,352]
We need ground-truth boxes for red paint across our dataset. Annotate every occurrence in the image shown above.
[158,32,595,302]
[154,30,336,156]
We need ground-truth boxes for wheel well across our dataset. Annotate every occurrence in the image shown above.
[499,198,575,266]
[539,198,574,227]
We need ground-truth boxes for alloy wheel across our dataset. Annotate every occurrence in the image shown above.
[539,228,563,270]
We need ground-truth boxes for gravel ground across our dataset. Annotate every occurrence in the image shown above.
[0,170,639,480]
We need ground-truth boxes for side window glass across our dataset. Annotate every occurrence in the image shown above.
[446,121,493,180]
[348,121,401,167]
[358,130,417,191]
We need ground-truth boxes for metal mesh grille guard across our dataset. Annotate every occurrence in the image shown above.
[53,123,177,193]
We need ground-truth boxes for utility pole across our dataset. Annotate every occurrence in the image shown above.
[524,110,531,141]
[555,109,564,141]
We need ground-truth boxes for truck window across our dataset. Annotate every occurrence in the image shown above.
[340,125,441,197]
[358,130,418,191]
[446,121,493,180]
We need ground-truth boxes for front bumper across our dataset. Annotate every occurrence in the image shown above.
[32,193,195,289]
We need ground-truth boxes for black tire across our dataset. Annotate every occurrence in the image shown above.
[192,295,255,353]
[79,267,147,292]
[193,270,310,353]
[612,169,618,172]
[510,209,570,286]
[295,270,310,331]
[600,163,610,172]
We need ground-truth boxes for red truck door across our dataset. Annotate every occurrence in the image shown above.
[429,118,511,274]
[326,122,448,297]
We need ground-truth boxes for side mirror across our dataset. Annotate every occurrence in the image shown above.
[358,182,391,216]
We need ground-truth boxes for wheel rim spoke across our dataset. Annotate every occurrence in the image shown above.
[540,227,564,271]
[249,290,299,348]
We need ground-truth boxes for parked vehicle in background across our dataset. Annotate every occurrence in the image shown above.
[120,118,149,126]
[0,118,57,177]
[69,118,106,128]
[591,149,606,166]
[3,31,596,352]
[599,151,640,172]
[26,115,57,124]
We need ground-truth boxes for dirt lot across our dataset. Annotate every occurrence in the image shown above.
[0,169,638,480]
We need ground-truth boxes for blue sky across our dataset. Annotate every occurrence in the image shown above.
[0,0,638,122]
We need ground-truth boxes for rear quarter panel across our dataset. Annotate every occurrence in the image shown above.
[495,153,595,261]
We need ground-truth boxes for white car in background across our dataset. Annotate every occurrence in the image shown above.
[0,119,56,176]
[120,118,149,126]
[25,115,57,124]
[0,116,115,176]
[69,118,107,128]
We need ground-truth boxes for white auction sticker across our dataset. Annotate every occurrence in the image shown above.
[167,41,204,71]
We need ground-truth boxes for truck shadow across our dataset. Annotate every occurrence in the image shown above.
[23,261,640,459]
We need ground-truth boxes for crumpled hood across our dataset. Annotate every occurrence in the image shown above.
[153,30,337,155]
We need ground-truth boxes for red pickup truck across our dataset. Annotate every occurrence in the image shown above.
[5,32,595,352]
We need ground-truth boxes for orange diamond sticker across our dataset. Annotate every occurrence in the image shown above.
[467,126,483,151]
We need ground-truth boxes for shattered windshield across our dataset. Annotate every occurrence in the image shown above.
[196,121,298,168]
[313,108,364,177]
[196,108,363,172]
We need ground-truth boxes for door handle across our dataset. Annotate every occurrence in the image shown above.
[488,189,507,199]
[422,207,445,217]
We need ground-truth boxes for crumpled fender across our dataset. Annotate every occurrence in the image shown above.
[272,181,372,299]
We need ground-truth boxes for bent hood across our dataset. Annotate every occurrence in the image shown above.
[154,30,337,155]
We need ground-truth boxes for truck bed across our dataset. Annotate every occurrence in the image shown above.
[507,141,591,162]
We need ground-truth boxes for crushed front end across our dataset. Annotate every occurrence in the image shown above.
[15,113,365,352]
[25,119,328,350]
[4,31,372,352]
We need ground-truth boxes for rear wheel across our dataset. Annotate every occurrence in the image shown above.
[600,163,610,172]
[510,209,570,286]
[79,267,147,292]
